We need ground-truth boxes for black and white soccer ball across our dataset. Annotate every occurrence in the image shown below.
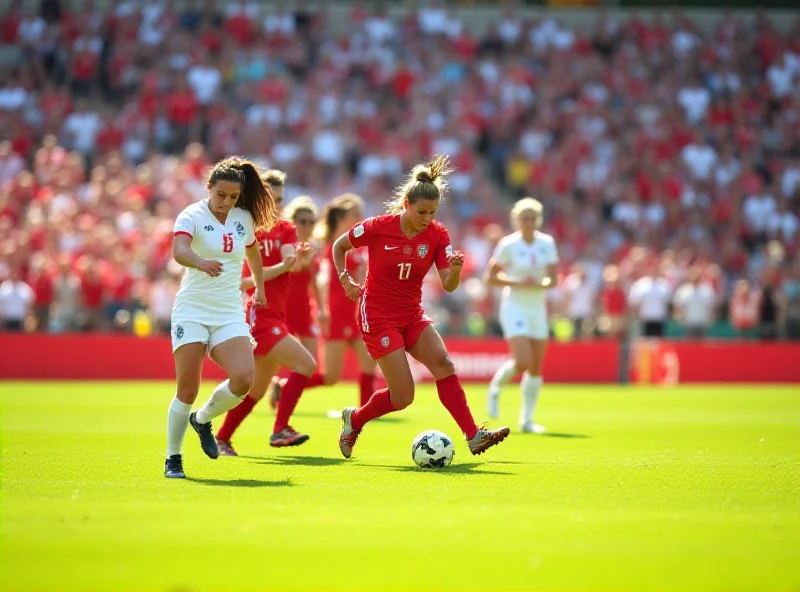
[411,430,455,468]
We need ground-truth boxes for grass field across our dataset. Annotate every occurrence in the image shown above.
[1,382,799,592]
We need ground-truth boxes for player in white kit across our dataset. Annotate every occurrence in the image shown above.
[485,198,558,433]
[164,157,278,479]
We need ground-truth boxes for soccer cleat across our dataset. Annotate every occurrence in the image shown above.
[269,377,286,411]
[164,454,185,479]
[338,406,361,459]
[216,439,238,456]
[189,412,219,459]
[270,426,310,447]
[520,422,546,434]
[487,385,500,419]
[467,425,511,456]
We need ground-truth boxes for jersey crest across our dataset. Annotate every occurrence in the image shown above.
[417,244,429,258]
[234,221,246,238]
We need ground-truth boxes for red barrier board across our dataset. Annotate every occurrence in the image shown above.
[0,334,620,383]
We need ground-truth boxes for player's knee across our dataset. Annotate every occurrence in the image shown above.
[526,361,542,376]
[438,354,457,378]
[294,356,317,378]
[514,356,532,374]
[176,386,199,402]
[228,368,254,396]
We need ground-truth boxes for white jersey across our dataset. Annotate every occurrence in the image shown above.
[172,200,256,325]
[491,231,559,310]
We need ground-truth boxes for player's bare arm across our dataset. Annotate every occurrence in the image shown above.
[315,260,330,333]
[439,250,465,293]
[484,258,531,288]
[333,233,361,301]
[173,233,222,277]
[245,241,266,307]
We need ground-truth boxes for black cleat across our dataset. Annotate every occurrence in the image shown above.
[189,412,219,459]
[164,454,185,478]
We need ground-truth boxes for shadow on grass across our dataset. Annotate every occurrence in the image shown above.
[185,477,293,488]
[364,462,513,476]
[540,432,590,439]
[287,411,408,423]
[241,455,347,467]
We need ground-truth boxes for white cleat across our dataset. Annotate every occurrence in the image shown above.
[520,422,546,434]
[487,386,500,419]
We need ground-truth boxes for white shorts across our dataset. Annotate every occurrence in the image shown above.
[171,320,252,353]
[499,301,549,340]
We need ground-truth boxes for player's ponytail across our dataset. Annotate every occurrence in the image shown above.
[207,157,278,231]
[385,154,453,214]
[315,193,364,244]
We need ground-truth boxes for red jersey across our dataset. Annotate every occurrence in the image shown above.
[348,214,450,331]
[244,219,297,318]
[285,253,316,320]
[323,242,366,314]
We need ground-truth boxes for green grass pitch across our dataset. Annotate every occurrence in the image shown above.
[1,381,799,591]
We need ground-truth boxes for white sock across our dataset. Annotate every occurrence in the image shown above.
[194,380,243,425]
[489,359,518,393]
[520,373,543,425]
[166,397,192,458]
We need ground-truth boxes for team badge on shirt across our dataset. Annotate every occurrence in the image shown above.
[381,336,390,348]
[417,244,429,258]
[204,225,214,232]
[235,221,246,238]
[353,224,365,238]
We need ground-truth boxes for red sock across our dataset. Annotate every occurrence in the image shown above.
[216,395,257,442]
[273,372,309,434]
[358,373,375,406]
[351,388,395,431]
[305,373,325,389]
[436,375,479,439]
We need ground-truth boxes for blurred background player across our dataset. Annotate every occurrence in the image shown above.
[268,196,321,408]
[214,171,316,456]
[165,157,277,479]
[484,198,558,434]
[333,155,510,459]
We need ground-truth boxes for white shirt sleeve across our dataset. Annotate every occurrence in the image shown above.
[491,239,511,267]
[174,208,196,237]
[545,237,559,265]
[244,212,256,247]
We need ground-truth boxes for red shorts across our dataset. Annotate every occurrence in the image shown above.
[249,307,289,357]
[326,303,359,341]
[360,309,433,360]
[287,314,316,339]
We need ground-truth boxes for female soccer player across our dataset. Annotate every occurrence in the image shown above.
[214,171,317,456]
[333,155,510,459]
[484,197,559,434]
[165,157,278,479]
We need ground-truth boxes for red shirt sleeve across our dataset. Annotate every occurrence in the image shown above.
[284,221,298,246]
[348,217,374,249]
[434,225,453,270]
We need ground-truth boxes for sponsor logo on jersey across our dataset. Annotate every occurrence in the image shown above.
[353,224,365,238]
[235,221,246,238]
[381,336,390,348]
[417,244,429,258]
[204,225,214,232]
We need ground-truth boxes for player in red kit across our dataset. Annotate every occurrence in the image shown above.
[215,171,317,455]
[333,155,510,458]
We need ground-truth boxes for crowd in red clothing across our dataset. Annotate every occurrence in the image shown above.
[0,2,799,338]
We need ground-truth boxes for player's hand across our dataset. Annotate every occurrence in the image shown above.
[318,310,330,335]
[252,287,267,308]
[340,273,362,301]
[198,259,223,277]
[282,255,297,273]
[447,250,465,272]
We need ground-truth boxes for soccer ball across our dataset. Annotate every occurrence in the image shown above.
[411,430,455,468]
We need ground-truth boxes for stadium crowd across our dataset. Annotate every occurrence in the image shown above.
[0,2,799,339]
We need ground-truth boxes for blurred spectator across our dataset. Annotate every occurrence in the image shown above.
[758,268,783,340]
[730,279,760,337]
[782,262,800,340]
[599,265,627,339]
[628,265,673,338]
[562,264,597,338]
[0,267,34,331]
[673,267,717,339]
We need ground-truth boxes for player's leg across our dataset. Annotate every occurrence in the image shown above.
[189,329,255,459]
[351,338,378,406]
[487,337,531,419]
[216,355,280,456]
[408,323,510,456]
[270,335,323,408]
[166,324,208,478]
[520,338,547,433]
[322,339,347,385]
[339,341,411,459]
[265,335,317,446]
